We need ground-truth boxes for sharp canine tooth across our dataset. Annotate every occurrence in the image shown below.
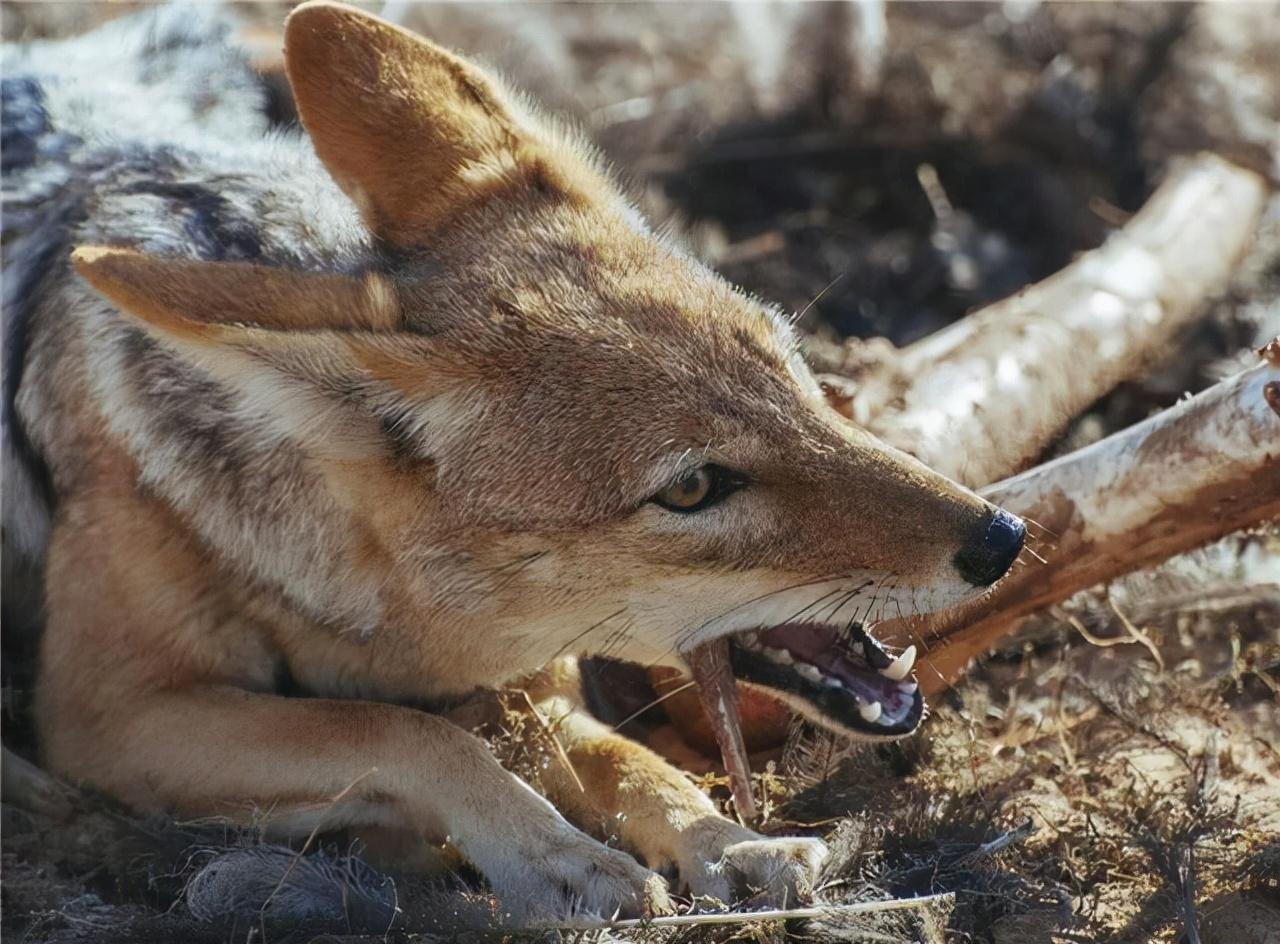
[858,699,883,723]
[824,677,843,688]
[899,680,918,694]
[763,646,793,664]
[882,645,917,681]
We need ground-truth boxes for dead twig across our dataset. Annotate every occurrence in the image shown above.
[1055,602,1165,672]
[543,890,954,932]
[256,766,379,923]
[518,690,586,794]
[1,744,76,821]
[968,820,1036,860]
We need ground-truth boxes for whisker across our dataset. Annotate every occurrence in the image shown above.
[835,580,877,625]
[642,646,680,672]
[890,578,907,623]
[1020,515,1060,540]
[815,588,860,626]
[1028,534,1058,553]
[551,608,627,661]
[921,651,949,688]
[793,271,847,324]
[860,574,886,626]
[814,592,858,635]
[600,617,637,660]
[773,588,848,629]
[611,680,698,731]
[675,572,856,650]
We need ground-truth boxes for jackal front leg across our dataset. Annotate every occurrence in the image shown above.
[524,664,827,907]
[36,486,670,925]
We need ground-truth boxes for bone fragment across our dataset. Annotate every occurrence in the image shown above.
[685,638,758,820]
[876,347,1280,692]
[838,154,1268,488]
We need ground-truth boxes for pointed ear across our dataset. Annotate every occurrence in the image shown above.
[284,1,544,246]
[71,246,401,336]
[73,246,411,458]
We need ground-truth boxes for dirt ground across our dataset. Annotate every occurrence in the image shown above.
[2,2,1278,942]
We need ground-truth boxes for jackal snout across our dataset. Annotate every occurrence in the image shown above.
[954,508,1026,586]
[759,420,1023,603]
[872,464,1024,594]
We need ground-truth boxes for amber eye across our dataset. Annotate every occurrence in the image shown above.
[652,465,744,514]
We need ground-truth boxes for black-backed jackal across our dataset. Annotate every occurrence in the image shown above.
[2,2,1024,922]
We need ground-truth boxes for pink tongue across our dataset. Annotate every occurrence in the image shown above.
[686,638,758,821]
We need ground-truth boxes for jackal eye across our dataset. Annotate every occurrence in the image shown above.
[653,465,743,513]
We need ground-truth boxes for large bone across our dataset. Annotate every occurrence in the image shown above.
[876,347,1280,693]
[841,154,1268,488]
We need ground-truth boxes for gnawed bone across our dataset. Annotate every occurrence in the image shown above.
[685,638,758,820]
[876,346,1280,691]
[836,153,1268,489]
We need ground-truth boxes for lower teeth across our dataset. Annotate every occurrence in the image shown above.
[746,636,918,728]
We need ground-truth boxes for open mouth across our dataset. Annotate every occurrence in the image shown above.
[681,623,923,818]
[729,623,923,736]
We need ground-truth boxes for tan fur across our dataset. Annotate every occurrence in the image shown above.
[522,665,826,904]
[23,1,1015,922]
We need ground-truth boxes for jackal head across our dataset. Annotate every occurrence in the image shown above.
[74,1,1024,742]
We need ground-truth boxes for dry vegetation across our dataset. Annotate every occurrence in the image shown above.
[3,2,1278,942]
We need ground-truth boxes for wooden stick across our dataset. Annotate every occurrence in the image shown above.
[1,744,76,821]
[876,348,1280,692]
[687,638,759,820]
[544,890,954,932]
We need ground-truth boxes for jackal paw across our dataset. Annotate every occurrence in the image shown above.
[677,821,828,907]
[482,826,673,925]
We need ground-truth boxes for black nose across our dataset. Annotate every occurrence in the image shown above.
[953,509,1026,586]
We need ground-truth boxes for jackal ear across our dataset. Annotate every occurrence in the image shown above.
[284,1,545,247]
[71,247,401,335]
[73,247,415,458]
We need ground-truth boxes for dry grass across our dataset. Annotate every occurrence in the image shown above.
[7,575,1274,943]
